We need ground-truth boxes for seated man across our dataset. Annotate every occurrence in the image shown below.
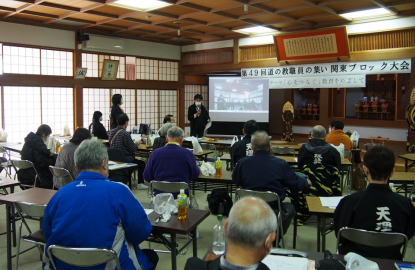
[334,146,415,260]
[184,196,277,270]
[326,119,354,160]
[163,114,176,125]
[230,119,259,166]
[153,123,172,151]
[144,126,200,197]
[298,125,341,171]
[232,131,311,236]
[42,140,158,270]
[109,113,146,189]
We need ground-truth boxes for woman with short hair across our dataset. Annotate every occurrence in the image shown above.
[110,94,124,130]
[89,111,108,140]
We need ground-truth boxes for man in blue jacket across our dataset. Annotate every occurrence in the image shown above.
[232,131,311,237]
[42,139,158,270]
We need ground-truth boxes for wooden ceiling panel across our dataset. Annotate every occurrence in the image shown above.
[285,7,330,17]
[259,0,308,9]
[215,21,250,29]
[395,4,415,12]
[328,0,376,13]
[10,13,49,21]
[157,5,199,16]
[162,20,195,28]
[68,13,107,22]
[91,5,137,16]
[306,15,343,24]
[128,13,166,22]
[188,25,227,32]
[0,0,26,9]
[46,0,95,9]
[25,5,69,16]
[187,0,237,9]
[272,21,303,28]
[104,19,138,27]
[190,13,228,22]
[218,6,264,16]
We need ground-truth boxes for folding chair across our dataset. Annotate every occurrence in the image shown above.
[47,245,121,270]
[336,227,408,260]
[49,166,74,190]
[14,201,47,270]
[235,189,285,248]
[12,160,41,189]
[341,150,352,190]
[0,146,14,178]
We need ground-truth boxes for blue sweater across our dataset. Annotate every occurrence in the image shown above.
[43,171,153,270]
[143,143,200,196]
[232,150,309,203]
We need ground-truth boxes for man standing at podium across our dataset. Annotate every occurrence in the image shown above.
[188,94,210,138]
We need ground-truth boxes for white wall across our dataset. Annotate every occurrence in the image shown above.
[82,35,181,60]
[293,125,407,141]
[0,21,74,50]
[182,40,233,52]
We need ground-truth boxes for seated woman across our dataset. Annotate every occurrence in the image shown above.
[153,123,172,151]
[18,124,56,189]
[89,111,108,140]
[53,128,91,189]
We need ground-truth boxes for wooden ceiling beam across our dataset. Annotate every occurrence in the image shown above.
[388,0,415,7]
[318,0,354,5]
[0,6,16,12]
[40,2,80,12]
[298,12,333,21]
[297,0,352,21]
[3,0,47,19]
[368,0,398,15]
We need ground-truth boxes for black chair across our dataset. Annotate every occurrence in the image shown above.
[107,148,133,189]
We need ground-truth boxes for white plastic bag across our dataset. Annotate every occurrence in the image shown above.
[190,136,203,154]
[231,135,239,147]
[200,161,216,176]
[154,193,177,215]
[344,252,379,270]
[63,123,71,136]
[331,143,345,161]
[0,128,8,142]
[350,131,360,147]
[45,137,57,153]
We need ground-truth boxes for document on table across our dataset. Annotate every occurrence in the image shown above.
[144,209,154,215]
[262,255,309,270]
[320,196,344,208]
[108,162,137,170]
[294,158,297,162]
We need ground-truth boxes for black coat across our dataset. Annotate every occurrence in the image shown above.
[229,135,252,166]
[110,105,123,129]
[297,139,341,171]
[18,132,56,189]
[89,120,108,140]
[334,184,415,260]
[188,103,210,130]
[185,257,270,270]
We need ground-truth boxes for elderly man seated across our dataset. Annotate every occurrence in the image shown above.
[42,140,158,270]
[144,126,200,197]
[153,123,172,151]
[184,197,277,270]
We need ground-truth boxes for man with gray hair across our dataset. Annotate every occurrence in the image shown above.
[42,140,158,270]
[153,123,172,150]
[144,126,200,197]
[184,196,277,270]
[298,125,341,171]
[232,131,311,238]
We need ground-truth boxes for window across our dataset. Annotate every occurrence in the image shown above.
[110,89,135,125]
[185,85,208,124]
[159,61,178,81]
[0,43,2,75]
[41,49,73,76]
[82,53,99,77]
[3,46,40,75]
[83,88,111,130]
[3,86,42,142]
[137,89,159,129]
[159,90,178,126]
[136,58,158,80]
[41,87,74,136]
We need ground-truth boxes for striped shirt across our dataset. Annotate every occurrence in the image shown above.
[108,126,138,162]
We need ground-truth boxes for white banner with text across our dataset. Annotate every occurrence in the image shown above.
[269,75,366,89]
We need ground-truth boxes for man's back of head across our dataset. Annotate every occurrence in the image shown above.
[329,120,344,131]
[364,146,395,181]
[311,125,326,140]
[243,120,259,135]
[74,139,108,174]
[167,126,184,145]
[251,131,270,151]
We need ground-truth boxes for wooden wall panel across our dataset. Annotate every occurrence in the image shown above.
[240,45,277,62]
[349,29,415,52]
[182,49,233,65]
[269,89,285,135]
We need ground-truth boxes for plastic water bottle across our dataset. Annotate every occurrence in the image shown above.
[215,157,222,178]
[389,183,396,192]
[212,214,225,255]
[177,189,188,220]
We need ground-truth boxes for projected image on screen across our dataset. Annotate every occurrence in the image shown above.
[209,77,269,122]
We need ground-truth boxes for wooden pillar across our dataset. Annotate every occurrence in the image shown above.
[320,88,330,128]
[233,39,239,64]
[73,35,83,129]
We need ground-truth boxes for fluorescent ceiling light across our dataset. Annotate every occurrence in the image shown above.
[110,0,171,12]
[340,8,391,19]
[234,26,275,35]
[232,89,237,92]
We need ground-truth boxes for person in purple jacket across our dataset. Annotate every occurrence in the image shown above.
[144,126,200,197]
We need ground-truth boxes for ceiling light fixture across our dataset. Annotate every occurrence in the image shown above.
[340,8,391,19]
[110,0,171,12]
[233,26,275,35]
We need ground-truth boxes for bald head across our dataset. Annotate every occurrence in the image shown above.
[227,196,277,249]
[311,125,326,140]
